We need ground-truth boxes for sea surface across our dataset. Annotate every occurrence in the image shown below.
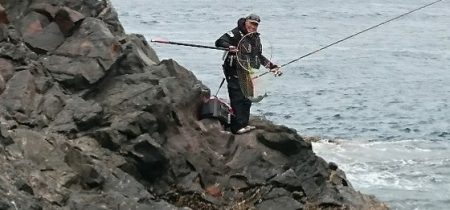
[110,0,450,209]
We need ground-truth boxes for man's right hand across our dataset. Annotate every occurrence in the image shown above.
[228,46,238,53]
[270,66,283,77]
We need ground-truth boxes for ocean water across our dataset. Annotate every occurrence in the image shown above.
[110,0,450,209]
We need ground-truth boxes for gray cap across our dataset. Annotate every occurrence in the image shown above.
[246,14,261,24]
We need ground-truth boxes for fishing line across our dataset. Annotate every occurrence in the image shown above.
[252,0,444,80]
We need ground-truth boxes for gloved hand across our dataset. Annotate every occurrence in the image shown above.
[228,46,238,53]
[270,65,283,77]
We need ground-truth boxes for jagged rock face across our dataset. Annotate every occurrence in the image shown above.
[0,0,389,210]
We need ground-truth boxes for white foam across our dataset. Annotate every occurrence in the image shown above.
[312,139,450,195]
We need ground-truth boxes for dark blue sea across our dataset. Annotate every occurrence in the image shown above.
[111,0,450,209]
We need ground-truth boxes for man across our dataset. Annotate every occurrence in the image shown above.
[215,14,282,134]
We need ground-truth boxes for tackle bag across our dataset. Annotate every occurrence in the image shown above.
[199,97,232,125]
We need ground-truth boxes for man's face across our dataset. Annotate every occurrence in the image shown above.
[245,20,259,33]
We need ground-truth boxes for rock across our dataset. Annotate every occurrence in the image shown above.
[0,23,8,41]
[95,0,125,36]
[0,57,15,81]
[0,74,4,94]
[51,97,103,132]
[40,93,64,120]
[205,184,222,197]
[262,187,291,200]
[270,168,303,191]
[56,17,121,62]
[24,22,65,52]
[256,196,303,210]
[54,6,85,36]
[12,129,55,164]
[0,3,8,24]
[329,161,339,170]
[121,33,160,63]
[0,70,38,117]
[28,170,71,205]
[128,134,169,181]
[0,42,39,62]
[0,125,13,146]
[30,3,59,19]
[257,131,309,156]
[41,55,106,90]
[19,11,50,38]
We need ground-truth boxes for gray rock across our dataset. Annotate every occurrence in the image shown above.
[19,11,50,38]
[41,55,106,90]
[11,129,55,164]
[56,17,121,62]
[23,22,65,52]
[40,94,64,120]
[30,3,59,18]
[0,74,4,94]
[0,125,13,146]
[0,42,39,62]
[51,97,103,132]
[256,196,303,210]
[256,131,308,156]
[0,57,15,81]
[270,169,303,191]
[0,70,38,116]
[0,23,8,41]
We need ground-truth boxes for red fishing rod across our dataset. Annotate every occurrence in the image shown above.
[150,39,229,51]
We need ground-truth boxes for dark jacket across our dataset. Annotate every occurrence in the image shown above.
[215,18,276,77]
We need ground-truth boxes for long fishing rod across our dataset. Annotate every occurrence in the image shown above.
[150,39,229,51]
[252,0,444,80]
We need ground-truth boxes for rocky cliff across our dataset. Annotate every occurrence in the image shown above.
[0,0,389,209]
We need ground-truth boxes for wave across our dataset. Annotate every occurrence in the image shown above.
[312,138,450,209]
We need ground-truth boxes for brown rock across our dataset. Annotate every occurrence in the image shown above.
[206,184,222,197]
[54,6,85,36]
[19,11,50,38]
[23,22,65,52]
[0,4,9,24]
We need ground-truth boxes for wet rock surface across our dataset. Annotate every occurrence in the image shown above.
[0,0,388,209]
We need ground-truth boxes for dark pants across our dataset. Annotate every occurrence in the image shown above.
[226,75,251,133]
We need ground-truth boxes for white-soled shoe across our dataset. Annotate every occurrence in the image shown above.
[236,127,251,134]
[245,125,256,130]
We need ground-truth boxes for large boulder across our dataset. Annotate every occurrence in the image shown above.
[0,70,39,121]
[41,55,106,90]
[55,17,121,68]
[24,21,65,52]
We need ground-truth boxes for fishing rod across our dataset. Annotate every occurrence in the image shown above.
[150,39,229,51]
[252,0,444,80]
